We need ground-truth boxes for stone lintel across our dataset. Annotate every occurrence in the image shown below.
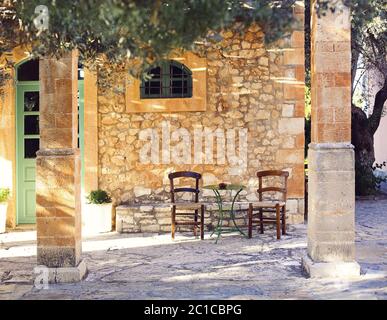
[34,259,87,284]
[302,254,360,279]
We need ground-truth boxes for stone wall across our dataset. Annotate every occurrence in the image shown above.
[98,20,305,226]
[0,47,29,228]
[116,202,250,234]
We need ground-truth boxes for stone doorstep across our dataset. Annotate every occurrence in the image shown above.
[33,259,88,284]
[302,254,361,279]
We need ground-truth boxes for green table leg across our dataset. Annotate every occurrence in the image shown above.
[211,188,247,243]
[230,188,247,237]
[215,190,224,244]
[210,189,222,237]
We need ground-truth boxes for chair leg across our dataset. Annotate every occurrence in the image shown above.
[259,209,264,234]
[200,205,205,240]
[171,206,176,239]
[194,209,198,237]
[248,203,253,239]
[282,205,286,235]
[276,204,281,240]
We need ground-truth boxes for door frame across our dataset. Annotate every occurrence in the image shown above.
[15,61,85,225]
[15,81,40,225]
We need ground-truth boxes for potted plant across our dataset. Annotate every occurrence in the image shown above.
[0,188,10,234]
[83,190,113,235]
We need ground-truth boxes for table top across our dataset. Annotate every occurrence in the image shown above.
[203,184,245,191]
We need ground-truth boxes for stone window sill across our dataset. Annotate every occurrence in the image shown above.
[126,96,206,113]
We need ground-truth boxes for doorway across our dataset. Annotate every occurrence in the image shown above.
[15,59,85,224]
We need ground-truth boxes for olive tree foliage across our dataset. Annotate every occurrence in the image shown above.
[0,0,298,92]
[350,0,386,195]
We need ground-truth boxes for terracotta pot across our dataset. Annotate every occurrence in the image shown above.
[0,203,7,234]
[82,203,113,236]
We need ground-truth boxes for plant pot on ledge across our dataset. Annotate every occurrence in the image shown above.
[0,188,10,234]
[83,190,113,236]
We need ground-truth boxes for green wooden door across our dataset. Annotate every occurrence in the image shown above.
[16,82,85,224]
[16,84,40,224]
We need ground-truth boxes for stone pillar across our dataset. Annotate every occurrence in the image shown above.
[302,1,360,278]
[35,51,87,283]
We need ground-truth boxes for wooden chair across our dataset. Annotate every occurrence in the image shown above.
[169,171,205,240]
[248,170,289,240]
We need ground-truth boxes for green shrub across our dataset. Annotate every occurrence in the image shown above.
[356,162,387,196]
[86,190,112,204]
[0,188,10,203]
[356,168,378,195]
[373,162,387,190]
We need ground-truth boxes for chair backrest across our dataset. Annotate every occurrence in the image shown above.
[168,171,202,203]
[256,170,289,202]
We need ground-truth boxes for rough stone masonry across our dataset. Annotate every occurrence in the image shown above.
[97,20,305,232]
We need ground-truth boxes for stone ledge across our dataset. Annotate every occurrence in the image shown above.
[116,199,304,233]
[34,259,88,284]
[116,199,304,210]
[302,254,360,278]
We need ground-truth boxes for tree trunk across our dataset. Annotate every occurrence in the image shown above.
[352,105,375,195]
[368,78,387,135]
[351,49,359,99]
[352,78,387,195]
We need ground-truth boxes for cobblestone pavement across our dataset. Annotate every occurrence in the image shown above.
[0,200,386,300]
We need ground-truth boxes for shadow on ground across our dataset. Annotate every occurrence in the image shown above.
[0,201,386,300]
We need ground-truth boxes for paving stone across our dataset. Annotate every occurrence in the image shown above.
[0,200,386,299]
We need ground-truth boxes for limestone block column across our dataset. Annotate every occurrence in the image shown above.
[302,1,360,278]
[36,51,86,282]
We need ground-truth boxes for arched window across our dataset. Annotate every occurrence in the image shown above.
[140,60,193,99]
[17,59,39,81]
